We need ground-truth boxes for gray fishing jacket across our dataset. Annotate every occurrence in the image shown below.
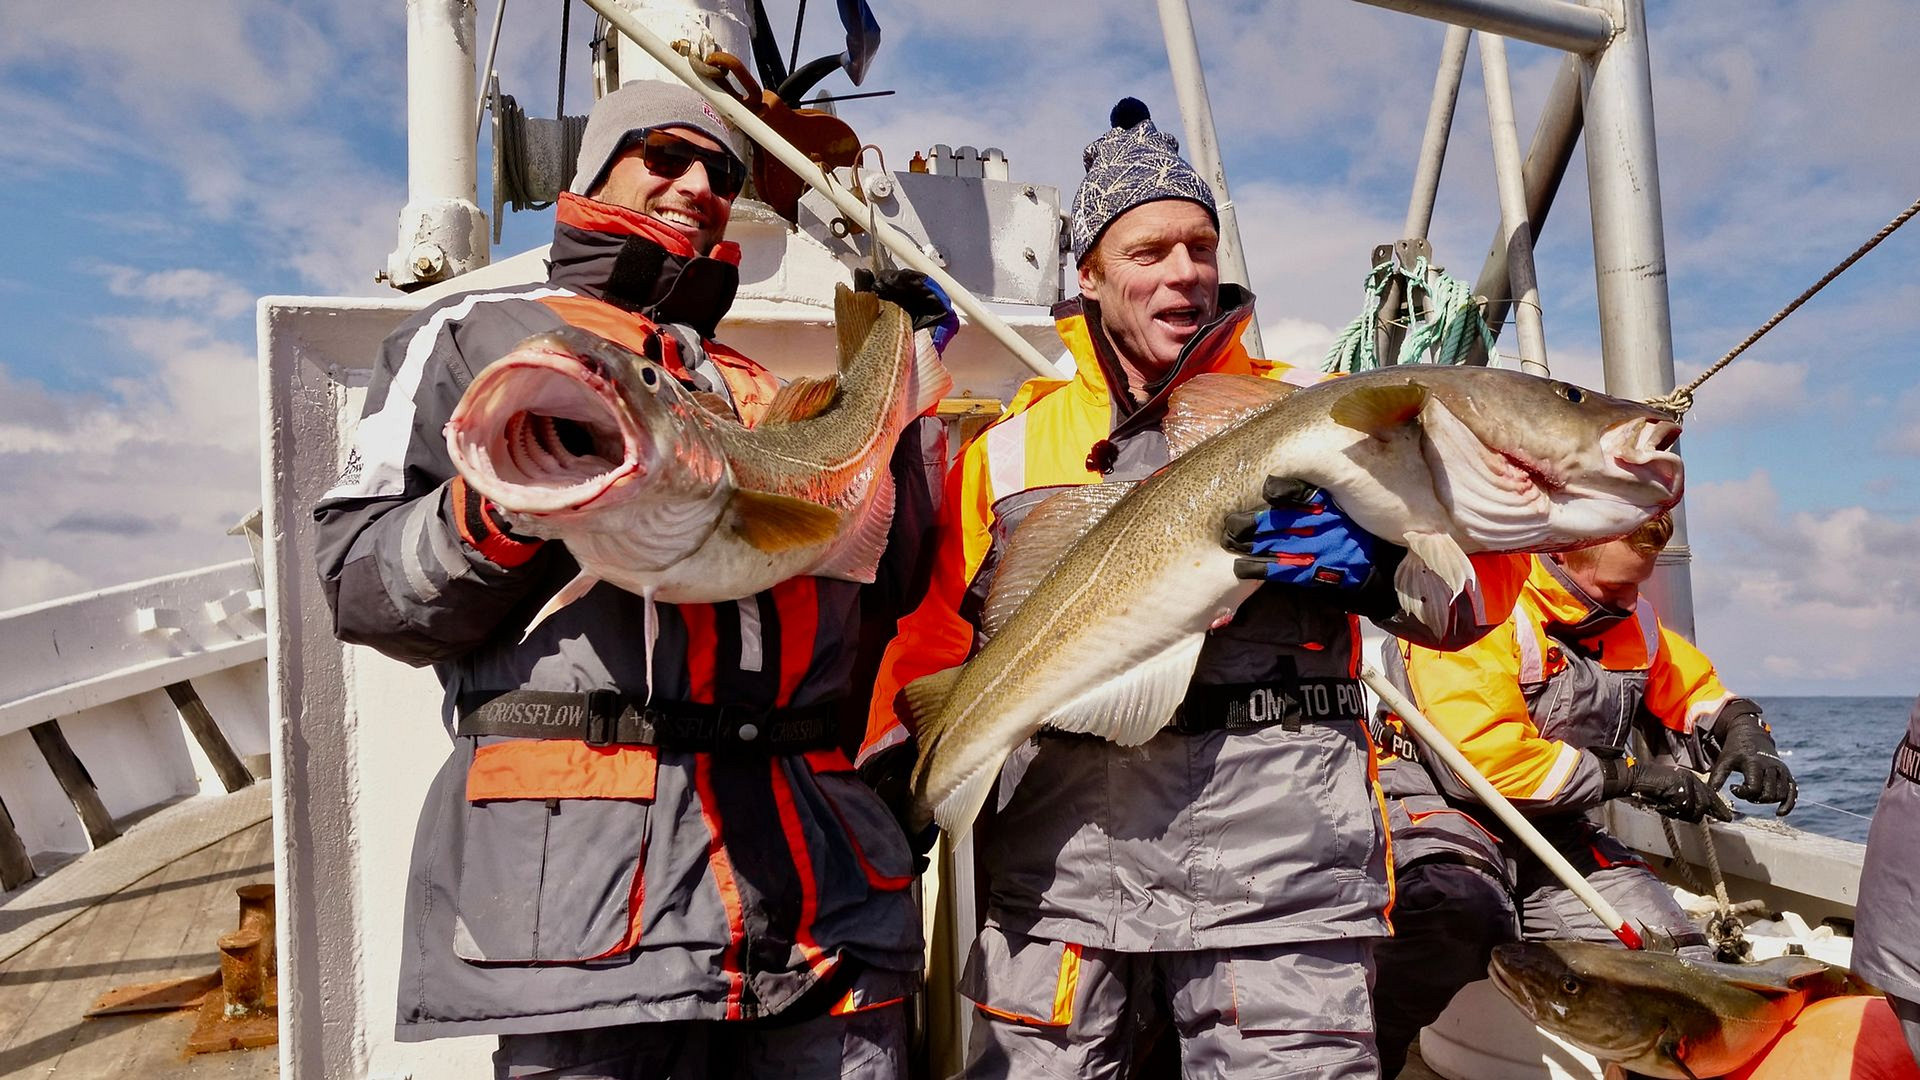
[1852,695,1920,1003]
[867,291,1523,953]
[313,197,940,1039]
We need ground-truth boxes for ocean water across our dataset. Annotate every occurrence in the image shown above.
[1743,696,1914,844]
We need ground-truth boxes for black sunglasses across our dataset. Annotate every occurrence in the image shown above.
[630,128,747,200]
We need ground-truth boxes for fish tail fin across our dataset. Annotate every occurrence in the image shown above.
[907,326,954,418]
[903,666,1002,838]
[834,284,884,376]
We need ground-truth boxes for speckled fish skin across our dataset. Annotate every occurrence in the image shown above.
[906,365,1686,838]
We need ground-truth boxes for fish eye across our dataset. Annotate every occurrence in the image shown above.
[639,366,660,390]
[1560,975,1583,995]
[1555,383,1585,403]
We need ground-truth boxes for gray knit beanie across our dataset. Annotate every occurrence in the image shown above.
[570,79,752,196]
[1068,98,1218,265]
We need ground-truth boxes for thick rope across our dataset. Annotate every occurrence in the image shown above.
[1660,812,1750,961]
[1324,254,1494,373]
[1645,193,1920,417]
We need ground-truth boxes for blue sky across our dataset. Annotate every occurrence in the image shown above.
[0,0,1916,696]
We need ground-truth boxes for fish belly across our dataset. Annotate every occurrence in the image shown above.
[958,539,1245,758]
[571,528,835,606]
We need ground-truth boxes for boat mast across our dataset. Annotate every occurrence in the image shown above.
[1579,0,1694,638]
[1155,0,1263,357]
[384,0,493,291]
[1356,0,1695,636]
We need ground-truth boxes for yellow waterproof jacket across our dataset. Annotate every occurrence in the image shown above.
[862,297,1321,759]
[1389,555,1738,814]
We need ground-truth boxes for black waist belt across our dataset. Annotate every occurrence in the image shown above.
[1170,676,1368,734]
[456,690,841,752]
[1893,734,1920,786]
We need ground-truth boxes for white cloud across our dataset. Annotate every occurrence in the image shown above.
[93,265,257,321]
[0,554,90,613]
[1670,357,1814,429]
[1257,317,1341,370]
[1687,470,1920,693]
[0,319,258,595]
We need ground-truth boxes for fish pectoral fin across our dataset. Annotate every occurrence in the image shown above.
[1040,634,1204,747]
[1656,1027,1702,1080]
[981,482,1137,639]
[1164,374,1294,457]
[807,469,894,583]
[519,571,601,642]
[761,375,841,425]
[729,490,843,552]
[1394,532,1474,629]
[1329,382,1428,436]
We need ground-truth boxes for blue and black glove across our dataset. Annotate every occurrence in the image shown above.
[854,267,959,354]
[1706,703,1796,815]
[1223,477,1400,616]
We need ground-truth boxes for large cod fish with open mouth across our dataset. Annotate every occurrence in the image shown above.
[905,365,1684,837]
[1489,939,1854,1079]
[445,285,949,633]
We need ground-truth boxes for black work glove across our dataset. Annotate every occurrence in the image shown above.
[1223,477,1403,619]
[853,267,959,351]
[855,741,938,873]
[1598,753,1735,824]
[1706,704,1797,815]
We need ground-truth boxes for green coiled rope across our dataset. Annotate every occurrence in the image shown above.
[1323,253,1495,373]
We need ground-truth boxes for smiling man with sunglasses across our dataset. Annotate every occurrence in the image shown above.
[588,126,747,253]
[315,77,956,1080]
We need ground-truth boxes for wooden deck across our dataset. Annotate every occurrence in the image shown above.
[0,819,276,1079]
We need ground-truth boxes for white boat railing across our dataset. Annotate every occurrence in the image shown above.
[0,559,271,891]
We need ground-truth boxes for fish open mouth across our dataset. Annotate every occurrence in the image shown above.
[1607,416,1684,500]
[446,347,641,516]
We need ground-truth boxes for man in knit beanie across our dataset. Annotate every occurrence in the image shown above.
[866,99,1530,1079]
[1068,97,1223,405]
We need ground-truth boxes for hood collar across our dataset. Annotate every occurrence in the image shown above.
[1053,284,1254,411]
[548,192,741,339]
[1531,556,1636,638]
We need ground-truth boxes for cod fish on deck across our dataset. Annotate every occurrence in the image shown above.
[904,365,1685,838]
[1489,938,1873,1079]
[444,285,949,636]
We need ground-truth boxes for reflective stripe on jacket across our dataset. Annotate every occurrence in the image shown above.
[1384,555,1738,813]
[313,194,936,1036]
[864,289,1526,950]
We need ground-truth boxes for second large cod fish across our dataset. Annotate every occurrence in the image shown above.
[1490,939,1852,1079]
[904,365,1684,837]
[445,285,949,631]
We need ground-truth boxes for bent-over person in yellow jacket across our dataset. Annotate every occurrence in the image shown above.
[1367,512,1799,1076]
